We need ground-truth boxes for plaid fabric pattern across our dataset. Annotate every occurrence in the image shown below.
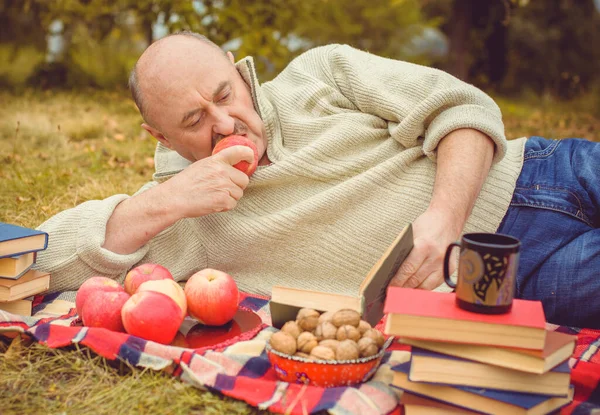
[1,292,599,415]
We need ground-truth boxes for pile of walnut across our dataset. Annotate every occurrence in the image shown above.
[269,308,386,361]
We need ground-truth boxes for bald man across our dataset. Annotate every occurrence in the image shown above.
[37,32,600,328]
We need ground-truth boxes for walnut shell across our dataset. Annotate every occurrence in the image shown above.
[314,322,337,341]
[297,331,318,353]
[310,345,336,360]
[318,339,340,353]
[362,328,386,348]
[270,331,297,355]
[336,325,361,342]
[281,321,302,339]
[331,309,361,328]
[335,339,359,361]
[297,309,320,332]
[294,352,311,359]
[296,308,320,321]
[318,311,334,325]
[357,337,379,357]
[357,320,372,335]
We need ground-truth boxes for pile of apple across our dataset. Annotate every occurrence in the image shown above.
[75,264,239,345]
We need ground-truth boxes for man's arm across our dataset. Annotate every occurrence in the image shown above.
[390,128,495,290]
[103,145,253,254]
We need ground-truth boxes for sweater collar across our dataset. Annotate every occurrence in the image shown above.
[152,55,276,182]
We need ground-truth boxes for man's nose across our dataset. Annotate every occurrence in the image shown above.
[211,107,235,137]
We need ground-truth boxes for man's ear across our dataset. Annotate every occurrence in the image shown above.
[226,51,235,64]
[142,123,172,149]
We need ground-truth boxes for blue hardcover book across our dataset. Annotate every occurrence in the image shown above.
[409,347,571,397]
[392,361,574,415]
[0,222,49,259]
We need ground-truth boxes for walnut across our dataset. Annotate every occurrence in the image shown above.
[297,331,318,353]
[270,331,297,355]
[297,309,320,332]
[318,311,334,325]
[362,328,386,348]
[294,352,311,359]
[318,339,340,353]
[296,308,320,321]
[336,325,361,342]
[358,320,372,335]
[335,339,360,361]
[357,337,379,357]
[314,322,337,341]
[310,345,336,360]
[281,321,302,339]
[331,309,360,328]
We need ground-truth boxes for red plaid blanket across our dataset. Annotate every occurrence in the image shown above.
[1,291,599,415]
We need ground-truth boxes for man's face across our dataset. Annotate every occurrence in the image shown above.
[139,40,267,164]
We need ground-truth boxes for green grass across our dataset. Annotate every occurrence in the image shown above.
[0,88,598,413]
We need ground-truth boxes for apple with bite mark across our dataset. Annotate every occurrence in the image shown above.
[211,135,259,177]
[185,268,239,326]
[76,276,125,316]
[124,263,173,295]
[137,279,187,319]
[81,290,130,332]
[121,291,184,344]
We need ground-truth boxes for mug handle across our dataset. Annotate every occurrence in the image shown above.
[444,241,462,288]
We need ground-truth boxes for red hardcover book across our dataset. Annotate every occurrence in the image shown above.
[384,287,546,350]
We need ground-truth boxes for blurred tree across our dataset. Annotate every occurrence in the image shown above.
[425,0,600,98]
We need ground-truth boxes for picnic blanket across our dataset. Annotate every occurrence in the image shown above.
[1,291,599,415]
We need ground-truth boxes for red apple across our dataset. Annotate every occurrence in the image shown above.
[76,276,125,316]
[81,290,130,332]
[137,279,187,319]
[121,291,183,344]
[211,135,259,177]
[184,268,239,326]
[124,263,173,295]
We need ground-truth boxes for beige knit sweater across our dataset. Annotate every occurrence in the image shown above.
[37,44,526,297]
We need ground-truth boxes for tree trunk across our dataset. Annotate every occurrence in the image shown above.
[447,0,473,81]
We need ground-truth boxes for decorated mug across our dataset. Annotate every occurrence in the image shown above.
[444,233,521,314]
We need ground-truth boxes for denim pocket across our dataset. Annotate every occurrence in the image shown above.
[523,137,560,160]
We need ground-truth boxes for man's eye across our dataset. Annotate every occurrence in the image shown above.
[219,92,230,103]
[190,118,200,127]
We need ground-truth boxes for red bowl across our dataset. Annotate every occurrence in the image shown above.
[266,337,392,388]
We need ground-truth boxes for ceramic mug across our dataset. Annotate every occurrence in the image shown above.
[444,233,521,314]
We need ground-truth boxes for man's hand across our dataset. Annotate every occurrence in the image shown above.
[389,209,460,290]
[164,145,254,219]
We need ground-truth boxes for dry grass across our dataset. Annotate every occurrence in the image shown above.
[0,335,269,415]
[0,88,598,413]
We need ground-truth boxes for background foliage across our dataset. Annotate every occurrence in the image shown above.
[1,0,599,103]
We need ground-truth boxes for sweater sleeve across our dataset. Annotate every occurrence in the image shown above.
[35,182,155,292]
[299,44,507,163]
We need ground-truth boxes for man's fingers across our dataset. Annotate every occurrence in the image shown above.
[229,168,250,190]
[417,271,443,291]
[212,145,255,166]
[228,184,244,201]
[390,248,426,287]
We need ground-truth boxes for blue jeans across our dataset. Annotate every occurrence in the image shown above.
[497,136,600,329]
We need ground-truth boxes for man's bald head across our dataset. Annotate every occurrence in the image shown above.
[129,31,229,124]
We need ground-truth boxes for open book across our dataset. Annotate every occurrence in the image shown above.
[269,223,413,328]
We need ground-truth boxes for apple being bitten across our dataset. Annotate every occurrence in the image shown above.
[81,290,130,332]
[76,276,125,316]
[137,279,187,319]
[185,268,239,326]
[211,135,259,177]
[124,263,174,295]
[121,291,184,344]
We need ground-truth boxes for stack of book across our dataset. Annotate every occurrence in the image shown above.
[0,222,51,316]
[383,287,576,415]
